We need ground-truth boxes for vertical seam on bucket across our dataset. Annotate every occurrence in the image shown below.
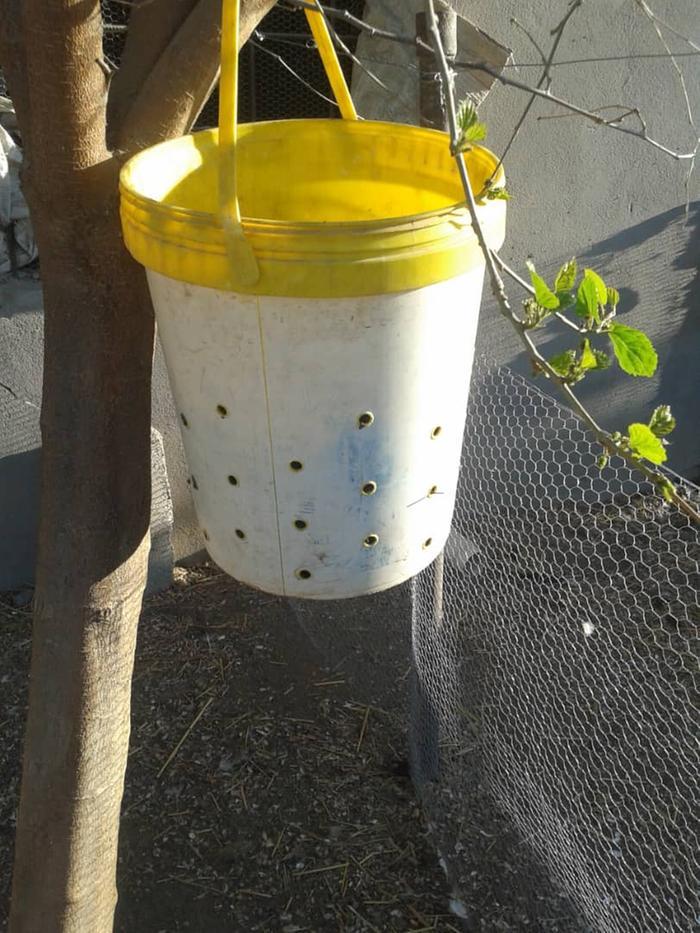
[256,295,287,594]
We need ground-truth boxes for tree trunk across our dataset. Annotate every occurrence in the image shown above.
[0,0,277,929]
[9,164,155,933]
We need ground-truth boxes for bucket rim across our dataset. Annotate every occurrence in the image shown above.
[120,118,505,235]
[119,118,507,296]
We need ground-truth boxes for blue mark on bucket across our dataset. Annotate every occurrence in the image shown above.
[336,427,394,513]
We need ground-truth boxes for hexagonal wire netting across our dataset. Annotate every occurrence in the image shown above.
[100,0,366,130]
[410,359,699,932]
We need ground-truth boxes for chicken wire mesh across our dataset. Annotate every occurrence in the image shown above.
[98,0,365,130]
[199,0,366,128]
[409,359,699,932]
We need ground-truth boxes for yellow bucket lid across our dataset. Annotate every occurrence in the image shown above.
[120,118,506,298]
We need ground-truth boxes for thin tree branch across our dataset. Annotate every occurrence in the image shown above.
[632,0,697,206]
[634,0,695,129]
[489,2,583,184]
[424,0,700,525]
[632,0,700,53]
[285,0,697,162]
[537,104,639,124]
[451,57,698,161]
[510,16,547,65]
[504,51,700,66]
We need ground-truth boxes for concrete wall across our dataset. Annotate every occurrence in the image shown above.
[1,0,698,592]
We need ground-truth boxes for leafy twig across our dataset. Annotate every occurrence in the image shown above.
[490,251,587,334]
[423,0,700,525]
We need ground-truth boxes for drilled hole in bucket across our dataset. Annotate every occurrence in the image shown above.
[428,485,438,497]
[290,460,303,472]
[363,533,379,548]
[358,411,374,429]
[180,413,189,428]
[235,529,246,540]
[361,481,377,496]
[423,537,433,549]
[431,425,442,439]
[191,476,199,491]
[228,475,239,486]
[296,568,312,580]
[217,404,228,418]
[294,519,308,530]
[203,529,209,541]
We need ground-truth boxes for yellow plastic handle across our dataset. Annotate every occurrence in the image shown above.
[217,0,358,287]
[219,0,259,286]
[303,2,358,121]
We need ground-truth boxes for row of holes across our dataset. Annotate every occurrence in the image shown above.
[181,409,444,441]
[193,474,439,503]
[199,540,435,579]
[295,535,433,581]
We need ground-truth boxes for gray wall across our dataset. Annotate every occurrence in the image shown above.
[1,0,698,591]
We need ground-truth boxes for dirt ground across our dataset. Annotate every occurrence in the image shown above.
[0,566,462,932]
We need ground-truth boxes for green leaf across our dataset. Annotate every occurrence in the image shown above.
[575,275,599,321]
[456,99,487,150]
[584,268,607,305]
[554,258,577,296]
[522,298,549,329]
[608,323,658,376]
[526,260,559,309]
[649,404,676,437]
[593,349,611,370]
[549,349,576,378]
[579,338,598,371]
[558,292,575,309]
[484,186,510,201]
[464,123,487,143]
[606,286,620,308]
[628,422,667,464]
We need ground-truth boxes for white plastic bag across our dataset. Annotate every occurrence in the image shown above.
[0,120,38,274]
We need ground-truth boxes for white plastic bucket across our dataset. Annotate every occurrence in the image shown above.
[120,1,506,598]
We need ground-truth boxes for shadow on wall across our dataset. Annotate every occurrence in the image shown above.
[478,202,700,480]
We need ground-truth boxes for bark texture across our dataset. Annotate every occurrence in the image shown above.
[0,0,277,929]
